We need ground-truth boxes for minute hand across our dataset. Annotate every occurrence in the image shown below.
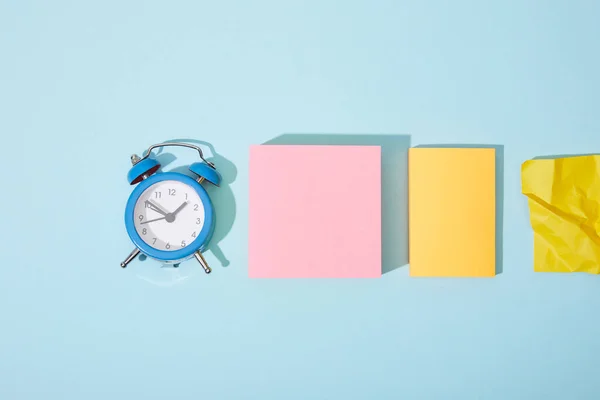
[171,202,188,217]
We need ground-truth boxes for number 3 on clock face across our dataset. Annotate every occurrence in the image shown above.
[124,173,215,263]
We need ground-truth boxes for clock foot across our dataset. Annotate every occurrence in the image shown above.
[194,252,212,274]
[120,248,141,268]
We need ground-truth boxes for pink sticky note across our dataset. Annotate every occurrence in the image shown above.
[249,145,381,278]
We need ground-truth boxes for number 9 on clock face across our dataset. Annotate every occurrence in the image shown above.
[133,180,205,251]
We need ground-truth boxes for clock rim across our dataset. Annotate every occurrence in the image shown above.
[124,172,215,262]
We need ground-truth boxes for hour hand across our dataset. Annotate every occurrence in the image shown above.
[145,200,169,216]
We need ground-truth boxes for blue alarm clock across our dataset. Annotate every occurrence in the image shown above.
[120,141,221,274]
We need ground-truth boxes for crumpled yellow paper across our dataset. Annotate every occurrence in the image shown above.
[522,155,600,273]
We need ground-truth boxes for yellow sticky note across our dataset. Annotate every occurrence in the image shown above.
[409,148,496,277]
[521,155,600,273]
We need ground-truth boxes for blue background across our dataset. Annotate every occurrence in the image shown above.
[1,1,599,399]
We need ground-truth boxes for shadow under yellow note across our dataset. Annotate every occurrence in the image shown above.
[522,155,600,274]
[409,148,496,277]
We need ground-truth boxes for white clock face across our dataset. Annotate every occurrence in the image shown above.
[133,180,205,251]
